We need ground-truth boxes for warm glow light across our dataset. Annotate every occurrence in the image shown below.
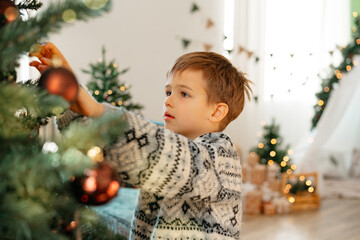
[113,63,118,68]
[284,189,289,193]
[62,9,76,23]
[346,65,352,71]
[95,90,100,95]
[250,151,256,156]
[299,175,305,181]
[84,176,97,192]
[291,164,296,170]
[258,143,264,149]
[336,73,342,79]
[354,60,358,66]
[288,196,295,203]
[87,146,103,163]
[260,121,266,126]
[281,161,287,167]
[70,221,76,229]
[107,90,113,95]
[324,87,330,92]
[96,193,108,203]
[271,138,277,144]
[257,131,262,137]
[288,149,294,155]
[107,181,120,197]
[120,86,126,91]
[283,156,290,162]
[118,101,123,105]
[308,187,315,193]
[318,100,324,106]
[286,184,292,189]
[87,146,101,158]
[353,12,358,18]
[268,160,274,165]
[111,102,116,106]
[306,180,312,186]
[286,169,292,174]
[356,39,360,45]
[270,151,276,157]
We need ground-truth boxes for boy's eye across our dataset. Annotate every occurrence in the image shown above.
[181,91,189,97]
[165,91,171,96]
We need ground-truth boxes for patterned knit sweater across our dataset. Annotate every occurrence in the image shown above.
[56,104,243,240]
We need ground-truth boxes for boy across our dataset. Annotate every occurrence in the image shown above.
[30,43,252,240]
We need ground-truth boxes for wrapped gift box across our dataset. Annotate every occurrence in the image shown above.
[244,190,262,215]
[268,179,281,193]
[263,202,276,215]
[247,152,260,167]
[250,164,266,185]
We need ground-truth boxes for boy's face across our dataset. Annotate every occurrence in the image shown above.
[163,69,216,140]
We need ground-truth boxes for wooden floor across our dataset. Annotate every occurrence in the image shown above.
[240,198,360,240]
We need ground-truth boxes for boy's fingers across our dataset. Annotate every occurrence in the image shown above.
[43,42,62,57]
[38,65,50,73]
[29,51,42,58]
[40,57,52,66]
[29,61,50,73]
[29,43,45,58]
[29,60,40,68]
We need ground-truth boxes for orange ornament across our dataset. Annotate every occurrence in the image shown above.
[72,162,120,205]
[0,0,19,28]
[38,67,79,102]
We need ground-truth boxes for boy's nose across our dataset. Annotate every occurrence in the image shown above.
[165,96,173,107]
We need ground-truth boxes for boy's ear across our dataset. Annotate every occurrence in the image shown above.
[209,103,229,122]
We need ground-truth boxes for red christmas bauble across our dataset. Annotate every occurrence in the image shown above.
[72,162,120,205]
[38,67,79,102]
[0,0,19,28]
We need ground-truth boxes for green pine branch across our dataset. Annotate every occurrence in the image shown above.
[311,15,360,129]
[17,0,43,11]
[0,0,112,79]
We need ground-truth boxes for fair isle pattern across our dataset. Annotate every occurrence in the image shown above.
[56,103,242,240]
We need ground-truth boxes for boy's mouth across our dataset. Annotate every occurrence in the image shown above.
[164,112,174,120]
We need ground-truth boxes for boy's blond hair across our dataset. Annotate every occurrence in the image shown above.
[168,52,253,131]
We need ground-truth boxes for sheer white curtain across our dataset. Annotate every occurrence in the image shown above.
[225,0,351,164]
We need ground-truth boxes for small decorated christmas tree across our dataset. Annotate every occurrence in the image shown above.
[83,47,143,111]
[251,119,295,174]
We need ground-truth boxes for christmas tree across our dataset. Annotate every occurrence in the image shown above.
[251,119,295,174]
[0,0,127,239]
[83,47,143,111]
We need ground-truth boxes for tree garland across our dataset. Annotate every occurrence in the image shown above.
[311,15,360,129]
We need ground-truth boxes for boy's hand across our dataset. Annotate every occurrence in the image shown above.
[29,42,104,117]
[29,42,73,73]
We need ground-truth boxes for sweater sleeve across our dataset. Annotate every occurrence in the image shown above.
[103,104,242,201]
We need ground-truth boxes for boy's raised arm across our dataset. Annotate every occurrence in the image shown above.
[29,42,104,117]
